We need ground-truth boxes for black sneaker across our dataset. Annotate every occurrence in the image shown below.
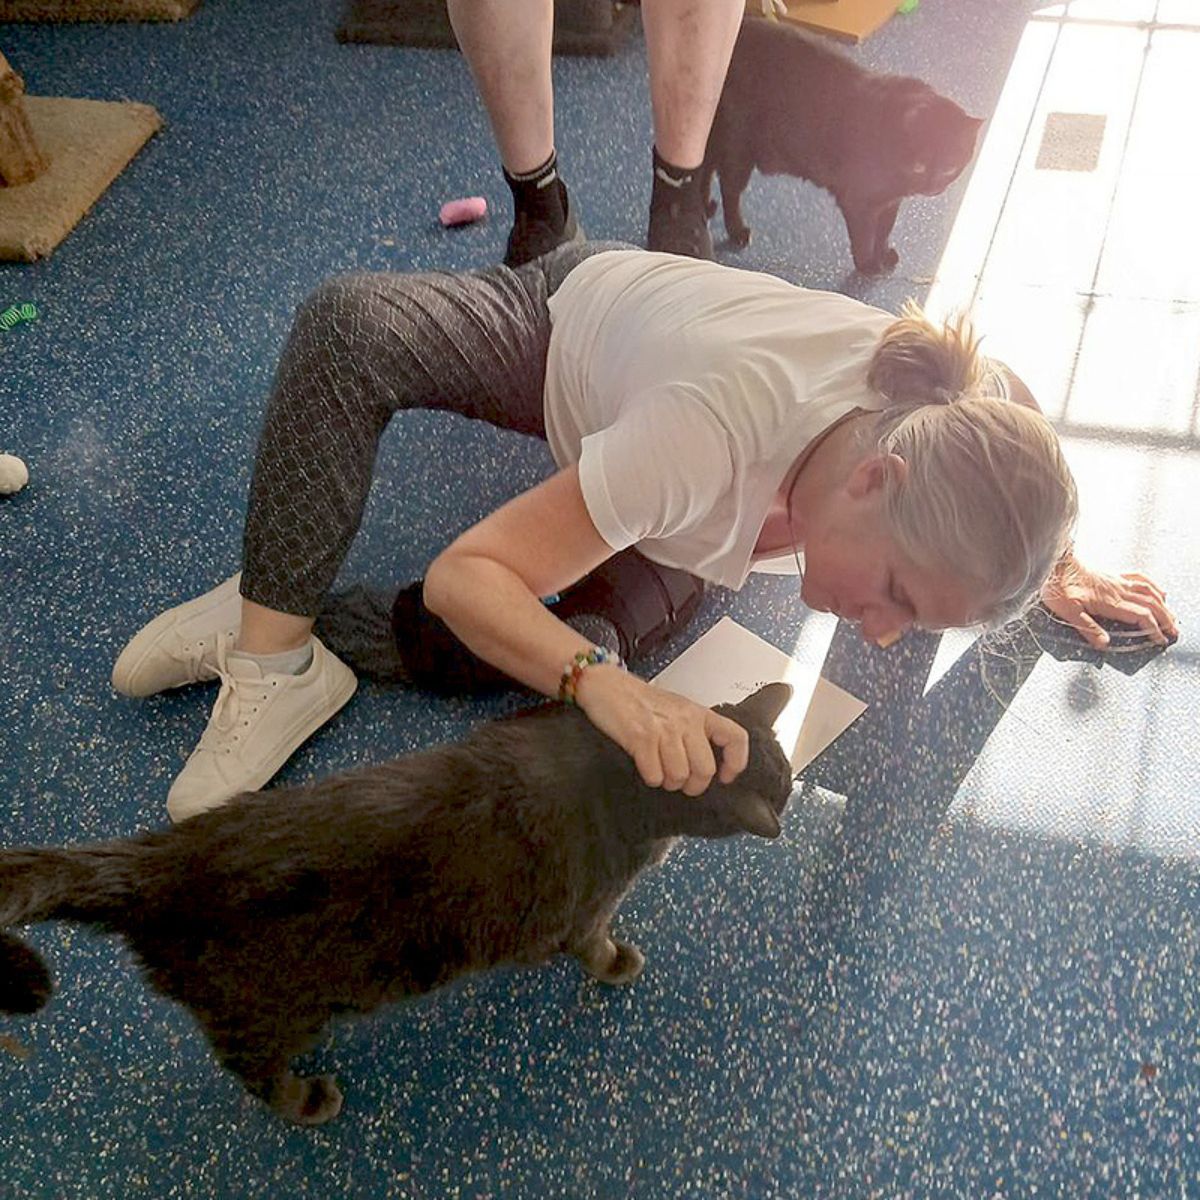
[503,179,584,269]
[646,190,714,260]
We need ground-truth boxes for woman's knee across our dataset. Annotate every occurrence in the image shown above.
[291,272,392,348]
[274,272,418,426]
[290,270,472,380]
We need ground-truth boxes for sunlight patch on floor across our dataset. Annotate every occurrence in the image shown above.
[917,4,1199,859]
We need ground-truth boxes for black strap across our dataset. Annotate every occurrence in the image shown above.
[550,548,707,662]
[389,549,708,695]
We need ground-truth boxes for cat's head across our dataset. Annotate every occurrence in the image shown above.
[897,86,983,197]
[660,682,795,842]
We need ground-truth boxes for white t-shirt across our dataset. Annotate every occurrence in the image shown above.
[544,250,895,590]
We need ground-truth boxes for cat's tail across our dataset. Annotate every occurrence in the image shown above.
[0,845,138,1015]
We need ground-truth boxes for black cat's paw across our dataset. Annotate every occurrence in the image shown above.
[855,246,899,276]
[272,1073,344,1126]
[598,939,645,986]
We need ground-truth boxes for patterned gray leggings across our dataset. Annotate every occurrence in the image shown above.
[241,240,626,616]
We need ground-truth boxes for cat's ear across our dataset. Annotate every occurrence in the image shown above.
[727,791,783,840]
[731,682,793,728]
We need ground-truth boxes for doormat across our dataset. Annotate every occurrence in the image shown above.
[0,0,199,21]
[0,96,162,262]
[337,0,638,57]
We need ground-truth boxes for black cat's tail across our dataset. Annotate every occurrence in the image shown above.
[0,845,138,1015]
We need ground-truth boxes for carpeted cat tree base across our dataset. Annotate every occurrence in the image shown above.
[0,0,200,21]
[0,96,162,262]
[337,0,638,57]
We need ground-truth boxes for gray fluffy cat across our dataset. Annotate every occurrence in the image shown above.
[0,683,793,1125]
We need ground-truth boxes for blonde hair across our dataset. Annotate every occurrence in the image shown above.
[865,301,1078,627]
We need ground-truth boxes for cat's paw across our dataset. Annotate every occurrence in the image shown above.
[597,939,645,986]
[729,226,752,250]
[273,1073,344,1125]
[856,246,899,276]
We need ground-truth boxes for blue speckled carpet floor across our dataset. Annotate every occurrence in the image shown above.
[1,1,1197,1196]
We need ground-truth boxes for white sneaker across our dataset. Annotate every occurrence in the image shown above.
[112,573,243,698]
[165,635,357,823]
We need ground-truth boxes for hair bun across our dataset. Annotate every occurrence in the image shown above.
[867,301,986,408]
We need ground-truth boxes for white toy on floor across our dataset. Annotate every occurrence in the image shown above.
[0,453,29,494]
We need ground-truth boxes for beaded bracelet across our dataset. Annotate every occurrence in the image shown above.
[558,645,622,705]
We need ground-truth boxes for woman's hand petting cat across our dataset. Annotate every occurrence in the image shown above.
[1040,553,1179,649]
[574,667,749,796]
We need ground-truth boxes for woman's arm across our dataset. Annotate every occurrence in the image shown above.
[423,466,749,795]
[996,363,1179,648]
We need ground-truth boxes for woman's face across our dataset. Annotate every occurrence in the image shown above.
[796,455,983,643]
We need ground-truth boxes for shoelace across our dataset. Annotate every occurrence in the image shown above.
[169,634,227,683]
[199,632,278,755]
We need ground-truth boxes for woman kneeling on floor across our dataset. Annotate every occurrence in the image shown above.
[111,242,1178,823]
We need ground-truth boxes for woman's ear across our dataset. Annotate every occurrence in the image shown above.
[847,452,908,499]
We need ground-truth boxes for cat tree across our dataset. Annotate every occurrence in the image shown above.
[0,52,47,185]
[0,51,161,261]
[0,0,199,20]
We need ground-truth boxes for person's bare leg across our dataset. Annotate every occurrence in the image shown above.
[238,599,313,656]
[641,0,743,170]
[447,0,577,267]
[446,0,554,175]
[641,0,743,258]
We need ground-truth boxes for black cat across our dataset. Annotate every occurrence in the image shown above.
[702,16,983,274]
[0,684,793,1125]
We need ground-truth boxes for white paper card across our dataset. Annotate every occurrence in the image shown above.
[651,616,868,773]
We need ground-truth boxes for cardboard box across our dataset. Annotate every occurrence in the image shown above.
[748,0,903,45]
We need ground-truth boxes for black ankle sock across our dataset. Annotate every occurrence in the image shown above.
[646,146,714,259]
[651,147,702,196]
[504,152,566,228]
